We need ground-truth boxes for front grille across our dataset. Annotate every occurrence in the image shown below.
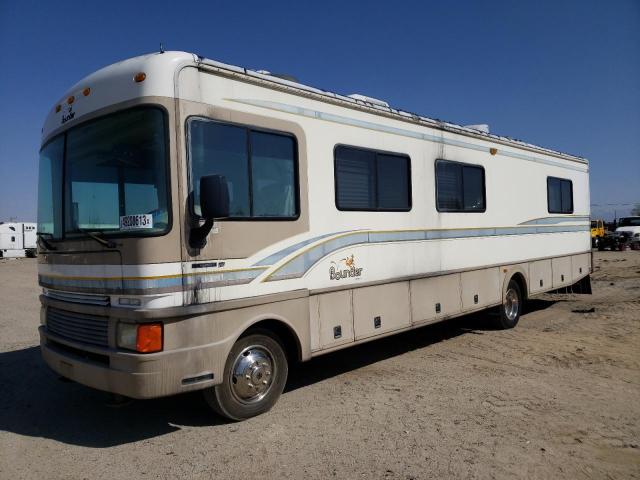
[46,289,110,306]
[46,308,109,347]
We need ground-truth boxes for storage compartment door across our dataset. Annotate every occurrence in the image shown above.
[353,282,411,340]
[552,257,572,288]
[461,268,500,310]
[530,259,552,293]
[313,290,354,350]
[410,274,462,324]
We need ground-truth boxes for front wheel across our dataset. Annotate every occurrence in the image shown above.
[203,331,288,421]
[493,279,523,329]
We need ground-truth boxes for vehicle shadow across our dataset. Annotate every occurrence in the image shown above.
[286,299,555,392]
[0,300,555,447]
[0,346,224,448]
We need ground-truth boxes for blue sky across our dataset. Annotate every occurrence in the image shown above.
[0,0,638,221]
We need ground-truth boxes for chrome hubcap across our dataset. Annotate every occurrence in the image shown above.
[230,345,275,404]
[504,288,519,321]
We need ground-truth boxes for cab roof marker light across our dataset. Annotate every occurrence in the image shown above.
[134,72,146,83]
[82,87,91,96]
[55,105,61,113]
[67,95,75,105]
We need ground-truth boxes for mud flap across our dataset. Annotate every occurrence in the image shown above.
[550,275,592,295]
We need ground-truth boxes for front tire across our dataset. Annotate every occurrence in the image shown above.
[494,279,523,329]
[203,331,288,421]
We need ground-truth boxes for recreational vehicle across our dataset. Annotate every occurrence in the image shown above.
[0,222,37,258]
[37,52,591,420]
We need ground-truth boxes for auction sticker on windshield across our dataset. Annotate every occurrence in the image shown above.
[120,214,153,230]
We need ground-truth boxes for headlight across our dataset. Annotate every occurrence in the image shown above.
[117,323,138,350]
[117,322,163,353]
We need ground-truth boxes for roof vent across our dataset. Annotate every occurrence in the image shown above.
[254,69,299,83]
[270,73,299,83]
[464,124,490,134]
[347,94,390,108]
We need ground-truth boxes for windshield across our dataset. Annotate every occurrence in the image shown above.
[618,217,640,227]
[37,107,169,239]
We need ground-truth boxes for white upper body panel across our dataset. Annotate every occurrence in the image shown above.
[41,51,588,168]
[41,51,197,142]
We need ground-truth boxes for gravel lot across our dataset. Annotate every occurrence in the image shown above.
[1,252,638,479]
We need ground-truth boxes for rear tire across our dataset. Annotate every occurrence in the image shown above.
[203,331,288,421]
[494,279,522,329]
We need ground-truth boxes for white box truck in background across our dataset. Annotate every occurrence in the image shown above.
[0,222,37,258]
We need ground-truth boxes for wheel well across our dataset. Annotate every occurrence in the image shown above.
[243,319,302,364]
[509,272,528,301]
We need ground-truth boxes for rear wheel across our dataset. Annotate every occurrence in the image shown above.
[494,279,522,329]
[203,331,288,421]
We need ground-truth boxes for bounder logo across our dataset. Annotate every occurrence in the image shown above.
[329,254,363,281]
[61,105,75,124]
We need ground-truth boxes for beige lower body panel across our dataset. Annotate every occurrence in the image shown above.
[40,252,590,398]
[310,252,591,356]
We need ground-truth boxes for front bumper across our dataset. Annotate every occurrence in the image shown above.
[39,324,222,399]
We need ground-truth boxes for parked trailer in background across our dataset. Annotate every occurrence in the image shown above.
[37,52,591,420]
[0,222,37,258]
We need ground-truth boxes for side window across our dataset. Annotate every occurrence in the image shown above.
[251,131,297,217]
[435,160,485,212]
[334,145,411,211]
[188,119,298,219]
[547,177,573,214]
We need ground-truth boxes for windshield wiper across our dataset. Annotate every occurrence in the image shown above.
[36,232,57,251]
[77,229,117,249]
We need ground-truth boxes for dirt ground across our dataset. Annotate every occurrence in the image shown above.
[0,252,638,479]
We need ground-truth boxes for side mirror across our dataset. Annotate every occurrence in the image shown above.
[190,175,230,249]
[200,174,230,219]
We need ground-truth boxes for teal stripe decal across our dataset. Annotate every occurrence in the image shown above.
[518,216,590,225]
[254,231,351,266]
[265,224,590,282]
[39,268,267,295]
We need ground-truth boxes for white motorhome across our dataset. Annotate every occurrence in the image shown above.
[615,216,640,239]
[37,52,591,420]
[0,222,37,258]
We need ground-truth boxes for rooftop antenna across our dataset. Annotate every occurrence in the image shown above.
[160,42,165,54]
